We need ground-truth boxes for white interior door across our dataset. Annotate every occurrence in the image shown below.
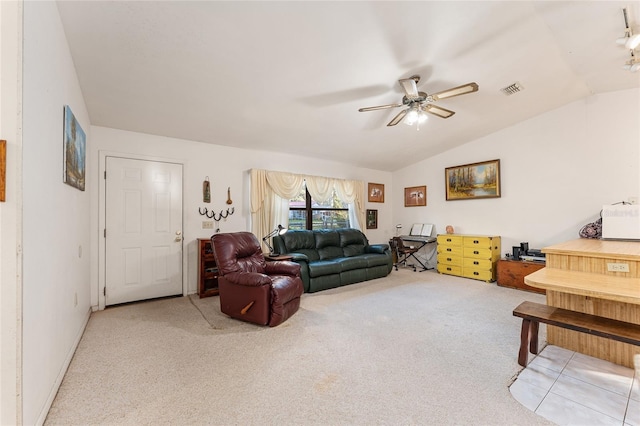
[105,157,183,305]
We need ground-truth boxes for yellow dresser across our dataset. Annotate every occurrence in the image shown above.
[437,234,501,282]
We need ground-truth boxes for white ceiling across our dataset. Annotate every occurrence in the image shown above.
[56,1,640,172]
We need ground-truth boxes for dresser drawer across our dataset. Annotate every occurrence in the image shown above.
[462,268,495,282]
[437,264,462,276]
[438,245,463,257]
[437,235,463,246]
[463,247,494,259]
[436,234,500,282]
[463,236,498,249]
[437,253,463,267]
[463,257,492,270]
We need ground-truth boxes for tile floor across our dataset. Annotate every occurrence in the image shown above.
[510,345,640,425]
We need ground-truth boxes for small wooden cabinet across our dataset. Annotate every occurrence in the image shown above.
[197,238,219,298]
[497,259,546,294]
[437,234,501,282]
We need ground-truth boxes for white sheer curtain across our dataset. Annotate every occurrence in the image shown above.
[335,179,365,230]
[251,169,366,247]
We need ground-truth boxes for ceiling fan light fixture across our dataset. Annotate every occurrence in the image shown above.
[404,106,428,127]
[404,107,425,125]
[404,109,418,125]
[617,36,630,46]
[358,76,478,127]
[626,33,640,50]
[622,58,640,72]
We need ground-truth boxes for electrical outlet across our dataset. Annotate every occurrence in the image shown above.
[607,262,629,272]
[202,221,214,229]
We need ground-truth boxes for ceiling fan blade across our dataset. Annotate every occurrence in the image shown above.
[399,77,420,100]
[430,82,479,101]
[358,103,403,112]
[423,104,455,118]
[387,109,408,126]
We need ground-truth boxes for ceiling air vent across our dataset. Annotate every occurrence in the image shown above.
[500,82,524,95]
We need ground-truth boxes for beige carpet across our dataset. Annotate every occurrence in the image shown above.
[44,269,553,425]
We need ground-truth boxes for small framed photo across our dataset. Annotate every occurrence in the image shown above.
[445,159,501,201]
[366,209,378,229]
[404,185,426,207]
[368,182,384,203]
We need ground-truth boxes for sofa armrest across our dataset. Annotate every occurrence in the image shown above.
[366,244,389,254]
[265,261,301,277]
[287,253,309,263]
[223,271,271,287]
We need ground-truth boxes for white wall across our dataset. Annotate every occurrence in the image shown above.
[392,89,640,256]
[88,126,394,303]
[0,1,23,424]
[22,2,92,424]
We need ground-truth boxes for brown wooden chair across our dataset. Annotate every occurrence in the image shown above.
[392,237,418,272]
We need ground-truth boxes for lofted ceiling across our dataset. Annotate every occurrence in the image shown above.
[56,1,640,172]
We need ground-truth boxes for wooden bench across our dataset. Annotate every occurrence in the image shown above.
[512,301,640,367]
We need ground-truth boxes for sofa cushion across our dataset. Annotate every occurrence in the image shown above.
[339,229,367,257]
[315,231,343,260]
[280,231,320,261]
[361,253,390,268]
[308,260,341,277]
[335,256,368,271]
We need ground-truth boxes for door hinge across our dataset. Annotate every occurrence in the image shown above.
[104,229,106,238]
[103,287,106,296]
[104,171,106,179]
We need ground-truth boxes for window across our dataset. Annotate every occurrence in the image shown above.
[289,184,350,230]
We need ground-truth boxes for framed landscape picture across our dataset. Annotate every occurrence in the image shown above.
[445,159,500,201]
[366,209,378,229]
[368,182,384,203]
[404,185,426,207]
[63,105,86,191]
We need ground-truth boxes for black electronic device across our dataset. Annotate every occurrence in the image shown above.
[512,246,521,260]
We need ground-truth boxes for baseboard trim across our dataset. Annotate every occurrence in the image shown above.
[35,307,91,426]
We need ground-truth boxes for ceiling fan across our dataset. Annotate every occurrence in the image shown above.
[358,75,479,127]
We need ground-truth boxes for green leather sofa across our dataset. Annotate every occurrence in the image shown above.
[272,228,392,293]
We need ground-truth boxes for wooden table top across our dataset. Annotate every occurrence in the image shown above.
[525,268,640,304]
[542,239,640,260]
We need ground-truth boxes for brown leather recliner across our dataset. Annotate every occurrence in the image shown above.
[210,232,304,327]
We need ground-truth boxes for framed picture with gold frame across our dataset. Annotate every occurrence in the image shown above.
[368,183,384,203]
[0,140,6,202]
[445,159,501,201]
[404,185,426,207]
[366,209,378,229]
